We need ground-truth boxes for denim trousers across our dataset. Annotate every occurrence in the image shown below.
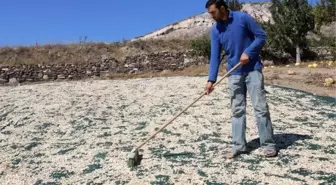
[228,70,276,154]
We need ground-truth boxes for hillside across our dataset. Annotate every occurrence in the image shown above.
[133,3,273,40]
[133,2,334,41]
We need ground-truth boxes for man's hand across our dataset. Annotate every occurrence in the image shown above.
[240,52,250,65]
[205,81,215,95]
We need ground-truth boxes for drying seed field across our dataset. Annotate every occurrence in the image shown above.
[0,77,335,185]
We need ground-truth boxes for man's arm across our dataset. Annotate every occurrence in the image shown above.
[208,26,222,83]
[243,13,267,59]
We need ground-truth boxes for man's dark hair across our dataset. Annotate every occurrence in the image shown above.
[205,0,228,10]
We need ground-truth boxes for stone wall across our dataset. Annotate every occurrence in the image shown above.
[0,51,207,84]
[311,47,336,60]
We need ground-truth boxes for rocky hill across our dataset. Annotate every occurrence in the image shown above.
[133,3,273,40]
[133,2,335,40]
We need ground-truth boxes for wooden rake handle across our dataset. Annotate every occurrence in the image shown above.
[135,62,242,150]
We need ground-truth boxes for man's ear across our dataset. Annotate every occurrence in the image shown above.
[219,6,226,13]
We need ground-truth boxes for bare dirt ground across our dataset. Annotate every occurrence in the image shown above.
[263,64,336,98]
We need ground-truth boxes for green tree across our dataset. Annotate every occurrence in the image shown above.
[190,33,226,61]
[312,0,336,31]
[262,0,315,63]
[190,34,211,59]
[227,0,243,11]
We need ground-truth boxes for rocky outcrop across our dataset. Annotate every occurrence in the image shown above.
[241,3,273,23]
[0,52,207,84]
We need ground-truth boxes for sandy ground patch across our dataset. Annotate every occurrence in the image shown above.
[263,66,336,98]
[0,77,335,185]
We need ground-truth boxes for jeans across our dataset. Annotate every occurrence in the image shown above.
[228,70,276,155]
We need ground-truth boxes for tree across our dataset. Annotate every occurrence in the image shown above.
[190,34,211,59]
[227,0,243,11]
[312,0,336,31]
[262,0,315,63]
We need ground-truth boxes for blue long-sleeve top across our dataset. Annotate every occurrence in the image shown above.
[208,10,267,82]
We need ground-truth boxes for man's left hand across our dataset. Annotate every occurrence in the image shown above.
[240,52,249,65]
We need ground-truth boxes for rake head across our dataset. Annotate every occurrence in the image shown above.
[127,149,143,168]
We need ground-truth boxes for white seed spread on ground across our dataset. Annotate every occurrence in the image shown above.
[0,77,335,185]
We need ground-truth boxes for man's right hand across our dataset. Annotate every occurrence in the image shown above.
[205,81,215,95]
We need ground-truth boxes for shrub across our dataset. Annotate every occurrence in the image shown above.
[190,35,211,59]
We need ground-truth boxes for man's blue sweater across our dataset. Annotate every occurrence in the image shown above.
[208,10,267,82]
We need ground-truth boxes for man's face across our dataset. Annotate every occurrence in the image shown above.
[207,4,225,21]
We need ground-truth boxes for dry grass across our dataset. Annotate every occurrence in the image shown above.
[0,39,192,66]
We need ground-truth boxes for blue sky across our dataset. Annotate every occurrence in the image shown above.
[0,0,315,46]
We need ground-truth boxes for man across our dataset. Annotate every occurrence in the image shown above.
[204,0,277,158]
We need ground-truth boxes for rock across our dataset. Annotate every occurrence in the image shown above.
[86,70,92,75]
[184,58,191,65]
[9,78,18,84]
[43,75,49,80]
[129,68,139,74]
[91,75,99,79]
[2,68,9,71]
[161,70,171,75]
[0,78,8,84]
[100,71,110,77]
[43,69,52,74]
[263,60,274,66]
[144,58,150,64]
[68,75,73,79]
[57,74,66,79]
[295,63,301,66]
[101,55,109,62]
[288,70,296,75]
[38,73,43,78]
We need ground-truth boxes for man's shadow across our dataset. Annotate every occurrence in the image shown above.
[246,133,312,152]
